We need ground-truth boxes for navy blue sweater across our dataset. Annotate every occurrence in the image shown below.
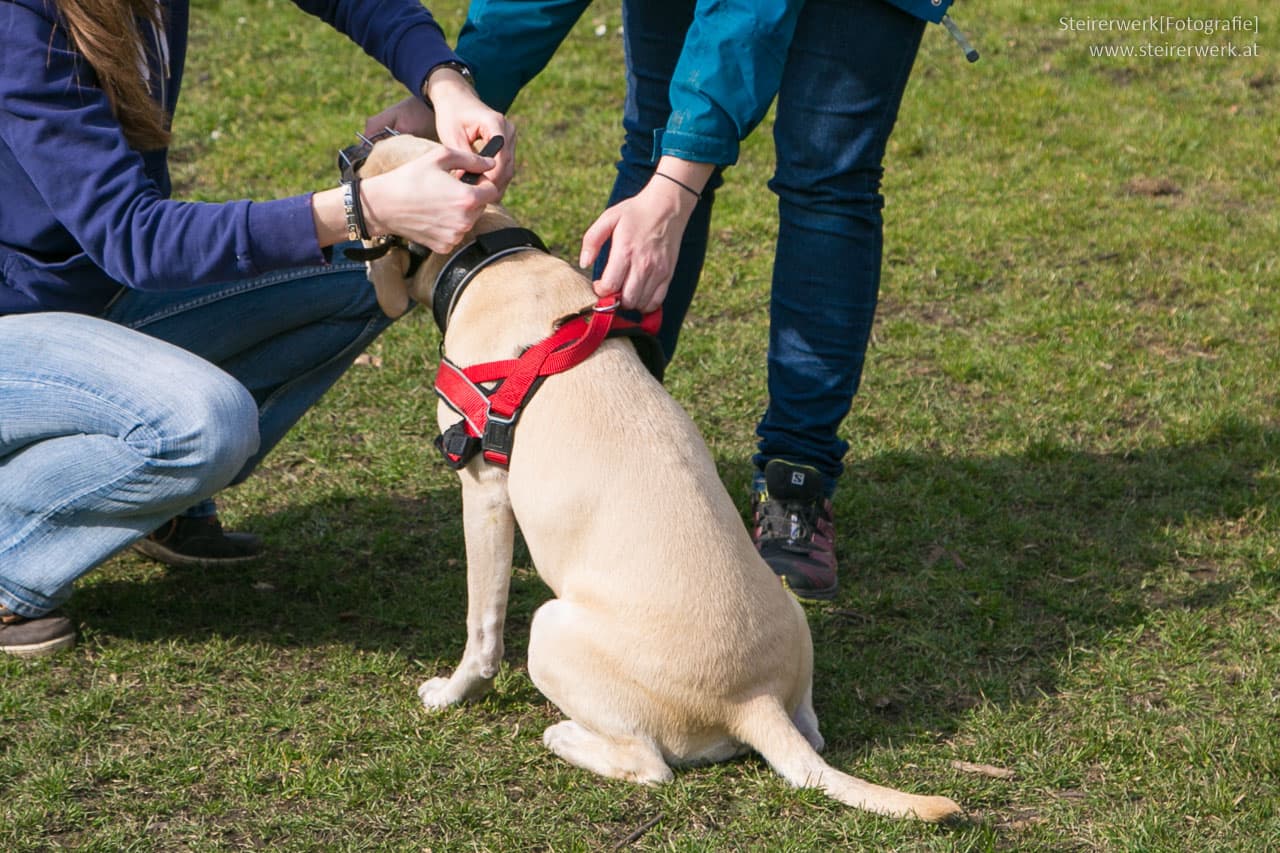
[0,0,456,315]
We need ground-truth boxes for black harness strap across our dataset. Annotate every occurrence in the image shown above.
[343,238,431,278]
[432,228,549,332]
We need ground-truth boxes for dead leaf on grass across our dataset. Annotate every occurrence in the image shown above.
[952,760,1017,780]
[1123,177,1182,197]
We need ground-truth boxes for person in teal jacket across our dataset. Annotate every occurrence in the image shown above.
[372,0,949,601]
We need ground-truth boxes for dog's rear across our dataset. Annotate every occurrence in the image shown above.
[500,335,959,821]
[358,134,961,822]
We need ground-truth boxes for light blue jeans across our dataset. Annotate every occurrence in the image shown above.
[0,252,392,617]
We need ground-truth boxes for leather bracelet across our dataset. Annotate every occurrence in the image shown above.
[350,176,371,241]
[653,171,702,201]
[342,177,371,242]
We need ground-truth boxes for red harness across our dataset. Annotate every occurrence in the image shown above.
[433,295,662,468]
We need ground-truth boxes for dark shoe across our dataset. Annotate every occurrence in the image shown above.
[0,606,76,657]
[132,515,264,569]
[751,459,838,601]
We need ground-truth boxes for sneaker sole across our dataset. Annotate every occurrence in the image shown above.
[132,540,262,569]
[2,633,76,658]
[782,577,839,602]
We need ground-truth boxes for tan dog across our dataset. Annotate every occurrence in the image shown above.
[359,134,961,822]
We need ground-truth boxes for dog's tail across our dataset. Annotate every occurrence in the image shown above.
[731,697,962,822]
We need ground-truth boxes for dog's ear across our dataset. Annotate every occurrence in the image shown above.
[366,249,414,318]
[355,137,444,319]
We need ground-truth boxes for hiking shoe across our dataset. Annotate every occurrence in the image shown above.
[0,606,76,657]
[751,459,838,601]
[132,515,264,569]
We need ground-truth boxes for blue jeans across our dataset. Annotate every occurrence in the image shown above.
[0,251,391,616]
[608,0,925,487]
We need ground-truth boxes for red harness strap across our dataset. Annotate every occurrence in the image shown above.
[433,295,662,468]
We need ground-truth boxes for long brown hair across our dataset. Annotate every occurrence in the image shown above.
[54,0,171,150]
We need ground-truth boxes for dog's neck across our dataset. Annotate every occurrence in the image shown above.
[432,236,598,366]
[425,225,550,334]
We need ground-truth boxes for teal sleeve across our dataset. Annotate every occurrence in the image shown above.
[659,0,805,166]
[882,0,952,24]
[456,0,594,111]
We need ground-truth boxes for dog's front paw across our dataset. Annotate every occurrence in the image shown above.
[418,676,465,709]
[418,672,496,709]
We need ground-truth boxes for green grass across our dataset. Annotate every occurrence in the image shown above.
[4,0,1280,849]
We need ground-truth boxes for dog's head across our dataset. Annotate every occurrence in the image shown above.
[354,134,517,320]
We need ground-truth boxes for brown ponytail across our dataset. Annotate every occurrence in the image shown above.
[54,0,171,151]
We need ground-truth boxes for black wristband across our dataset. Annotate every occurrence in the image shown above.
[421,60,475,111]
[349,176,371,241]
[653,171,702,201]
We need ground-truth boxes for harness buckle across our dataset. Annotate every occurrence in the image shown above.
[435,421,480,470]
[482,409,518,464]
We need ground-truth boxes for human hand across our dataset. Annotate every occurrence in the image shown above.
[424,69,516,194]
[361,145,501,253]
[364,96,438,141]
[579,168,706,313]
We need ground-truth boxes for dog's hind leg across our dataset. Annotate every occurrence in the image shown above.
[793,684,825,753]
[526,599,674,784]
[420,465,516,709]
[542,721,673,785]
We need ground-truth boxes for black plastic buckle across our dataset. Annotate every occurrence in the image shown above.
[481,410,517,463]
[434,421,480,470]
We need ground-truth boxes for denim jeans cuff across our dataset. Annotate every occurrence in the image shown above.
[0,578,70,618]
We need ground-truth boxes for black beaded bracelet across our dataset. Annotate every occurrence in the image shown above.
[653,171,702,201]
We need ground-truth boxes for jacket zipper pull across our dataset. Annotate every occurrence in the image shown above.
[942,14,980,63]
